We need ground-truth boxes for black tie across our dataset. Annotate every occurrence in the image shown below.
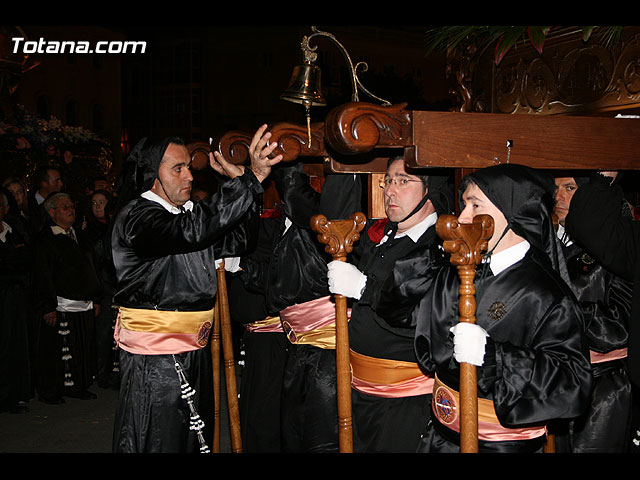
[65,227,77,243]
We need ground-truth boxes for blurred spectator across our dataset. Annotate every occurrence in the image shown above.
[28,166,63,234]
[190,185,211,203]
[83,189,112,244]
[86,189,120,389]
[2,177,36,245]
[0,190,32,413]
[32,192,102,404]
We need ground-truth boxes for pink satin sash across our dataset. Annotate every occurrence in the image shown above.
[279,296,347,349]
[114,306,213,355]
[590,347,628,364]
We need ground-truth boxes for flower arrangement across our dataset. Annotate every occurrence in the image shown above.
[0,104,113,195]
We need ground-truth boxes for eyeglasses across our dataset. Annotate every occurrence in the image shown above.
[379,177,423,190]
[54,203,75,210]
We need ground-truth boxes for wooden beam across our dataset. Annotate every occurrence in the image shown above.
[406,111,640,170]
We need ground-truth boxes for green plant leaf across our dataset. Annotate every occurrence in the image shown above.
[527,26,547,54]
[582,26,595,41]
[494,27,527,65]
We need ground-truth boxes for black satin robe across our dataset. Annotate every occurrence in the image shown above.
[228,216,288,453]
[239,163,361,453]
[554,242,634,452]
[111,169,262,453]
[112,169,261,312]
[347,219,446,452]
[32,225,103,400]
[565,174,640,453]
[414,248,593,453]
[0,227,32,411]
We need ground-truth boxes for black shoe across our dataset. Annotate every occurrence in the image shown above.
[9,402,29,414]
[77,390,97,400]
[39,395,65,405]
[65,388,97,400]
[83,390,97,400]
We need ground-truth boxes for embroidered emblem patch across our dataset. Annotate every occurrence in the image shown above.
[579,252,595,265]
[282,321,298,343]
[488,301,507,321]
[434,386,457,424]
[196,321,212,347]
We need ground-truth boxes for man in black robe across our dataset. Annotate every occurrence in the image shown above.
[552,174,633,452]
[326,156,451,452]
[228,210,289,452]
[565,170,640,451]
[238,161,361,452]
[413,164,592,453]
[110,125,281,453]
[33,192,102,404]
[0,190,32,413]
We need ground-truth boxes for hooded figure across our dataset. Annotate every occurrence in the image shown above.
[112,137,179,215]
[413,163,592,453]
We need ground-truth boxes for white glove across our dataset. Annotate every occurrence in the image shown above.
[327,260,367,300]
[450,322,489,367]
[214,257,241,273]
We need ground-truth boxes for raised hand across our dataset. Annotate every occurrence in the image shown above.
[248,124,283,183]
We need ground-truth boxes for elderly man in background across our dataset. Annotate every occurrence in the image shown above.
[33,191,102,405]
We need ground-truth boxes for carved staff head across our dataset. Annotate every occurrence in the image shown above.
[311,211,367,261]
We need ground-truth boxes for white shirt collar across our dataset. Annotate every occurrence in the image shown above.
[486,239,530,276]
[35,191,45,205]
[378,211,438,245]
[556,223,573,246]
[141,190,193,214]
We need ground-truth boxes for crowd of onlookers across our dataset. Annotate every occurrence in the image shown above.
[0,165,121,413]
[0,162,217,414]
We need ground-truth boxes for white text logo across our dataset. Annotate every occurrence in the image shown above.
[12,37,147,54]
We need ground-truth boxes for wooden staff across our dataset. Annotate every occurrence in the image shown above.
[215,260,243,453]
[436,213,494,453]
[544,432,556,453]
[211,293,221,452]
[311,211,367,453]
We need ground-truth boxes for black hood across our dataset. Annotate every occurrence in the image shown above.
[113,136,178,213]
[462,163,562,272]
[425,172,454,216]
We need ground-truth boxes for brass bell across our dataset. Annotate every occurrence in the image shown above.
[280,63,326,107]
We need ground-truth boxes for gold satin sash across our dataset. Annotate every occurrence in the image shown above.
[350,349,434,398]
[118,306,214,333]
[116,306,214,354]
[245,316,283,333]
[350,349,426,384]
